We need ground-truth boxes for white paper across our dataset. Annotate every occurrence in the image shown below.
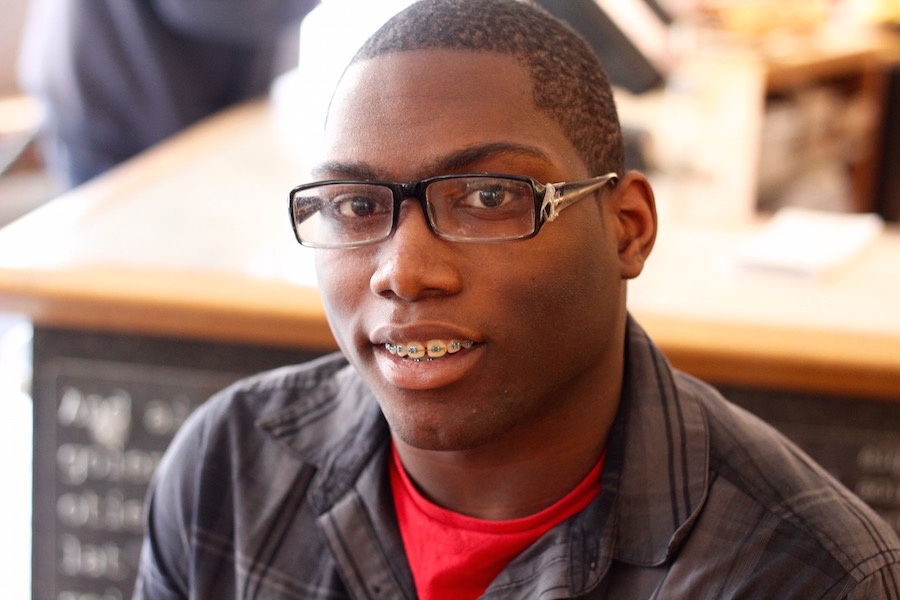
[732,207,884,277]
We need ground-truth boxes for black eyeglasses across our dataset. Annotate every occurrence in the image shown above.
[288,172,618,249]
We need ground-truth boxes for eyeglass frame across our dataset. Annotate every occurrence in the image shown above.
[288,171,619,249]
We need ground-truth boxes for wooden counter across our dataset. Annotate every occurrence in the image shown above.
[630,217,900,401]
[0,100,336,351]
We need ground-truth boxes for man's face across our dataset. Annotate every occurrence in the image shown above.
[314,50,631,452]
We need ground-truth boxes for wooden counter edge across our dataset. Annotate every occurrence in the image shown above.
[0,266,338,352]
[636,313,900,401]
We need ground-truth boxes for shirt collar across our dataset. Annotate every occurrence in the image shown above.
[256,355,390,511]
[604,317,710,566]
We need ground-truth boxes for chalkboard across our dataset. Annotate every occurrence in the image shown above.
[31,328,324,600]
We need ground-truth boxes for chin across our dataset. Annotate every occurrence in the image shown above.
[383,407,488,453]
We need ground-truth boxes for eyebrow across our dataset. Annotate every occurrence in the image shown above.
[311,142,554,181]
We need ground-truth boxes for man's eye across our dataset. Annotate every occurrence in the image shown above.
[333,195,386,218]
[458,184,519,209]
[469,186,508,209]
[456,182,530,213]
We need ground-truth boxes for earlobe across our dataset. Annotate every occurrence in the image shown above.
[613,172,657,280]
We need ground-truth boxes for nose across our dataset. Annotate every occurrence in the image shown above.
[369,200,463,301]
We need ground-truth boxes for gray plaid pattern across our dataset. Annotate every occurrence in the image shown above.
[134,319,900,599]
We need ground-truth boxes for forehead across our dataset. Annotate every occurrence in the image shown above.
[320,49,585,179]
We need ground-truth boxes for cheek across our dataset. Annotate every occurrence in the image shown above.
[315,252,369,340]
[530,228,614,293]
[503,230,622,350]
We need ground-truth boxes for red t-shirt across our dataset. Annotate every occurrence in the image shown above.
[390,445,605,600]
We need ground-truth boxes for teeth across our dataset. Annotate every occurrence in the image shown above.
[426,340,447,358]
[406,342,426,360]
[385,339,474,360]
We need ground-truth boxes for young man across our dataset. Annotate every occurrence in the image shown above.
[134,1,900,598]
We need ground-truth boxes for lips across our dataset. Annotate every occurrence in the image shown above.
[371,326,483,390]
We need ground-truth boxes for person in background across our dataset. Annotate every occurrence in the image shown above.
[17,0,319,187]
[134,0,900,598]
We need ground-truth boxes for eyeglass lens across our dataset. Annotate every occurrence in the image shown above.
[291,176,538,247]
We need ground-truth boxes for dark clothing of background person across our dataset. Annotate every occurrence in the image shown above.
[18,0,319,186]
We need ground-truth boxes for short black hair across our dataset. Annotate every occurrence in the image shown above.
[351,0,625,176]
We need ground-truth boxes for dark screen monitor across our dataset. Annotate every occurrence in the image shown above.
[536,0,671,94]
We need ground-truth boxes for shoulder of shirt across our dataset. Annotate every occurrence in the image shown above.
[194,351,353,415]
[672,370,900,582]
[162,352,366,460]
[218,351,353,398]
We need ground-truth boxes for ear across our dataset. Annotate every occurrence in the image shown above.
[611,171,657,280]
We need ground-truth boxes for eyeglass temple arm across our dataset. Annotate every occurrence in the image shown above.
[540,174,618,222]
